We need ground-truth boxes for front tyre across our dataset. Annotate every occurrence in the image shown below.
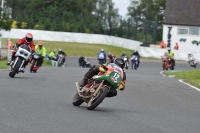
[30,60,36,73]
[9,59,22,78]
[87,87,108,110]
[72,92,84,106]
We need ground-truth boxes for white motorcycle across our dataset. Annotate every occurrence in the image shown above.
[188,56,197,68]
[121,55,129,69]
[9,44,32,78]
[57,54,66,67]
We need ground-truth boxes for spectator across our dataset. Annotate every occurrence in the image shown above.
[174,43,179,50]
[160,41,166,49]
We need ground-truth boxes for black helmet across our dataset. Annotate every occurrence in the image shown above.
[114,58,125,69]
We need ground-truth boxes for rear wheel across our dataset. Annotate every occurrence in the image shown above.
[87,87,108,110]
[72,92,84,106]
[9,59,22,78]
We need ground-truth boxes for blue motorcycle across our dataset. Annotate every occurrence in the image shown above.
[131,55,139,70]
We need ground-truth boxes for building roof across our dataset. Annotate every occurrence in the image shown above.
[164,0,200,26]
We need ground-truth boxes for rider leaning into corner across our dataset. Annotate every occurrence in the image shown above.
[188,51,198,66]
[7,33,35,72]
[79,58,126,97]
[58,48,67,63]
[167,47,175,66]
[33,41,47,70]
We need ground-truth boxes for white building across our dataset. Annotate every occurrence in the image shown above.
[163,0,200,54]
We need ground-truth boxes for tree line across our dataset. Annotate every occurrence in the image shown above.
[1,0,166,43]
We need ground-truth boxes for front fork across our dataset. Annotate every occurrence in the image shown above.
[10,57,25,72]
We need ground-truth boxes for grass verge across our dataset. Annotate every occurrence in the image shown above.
[2,38,135,57]
[165,70,200,88]
[0,59,51,69]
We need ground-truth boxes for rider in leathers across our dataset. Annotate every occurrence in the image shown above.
[79,58,126,97]
[7,33,35,72]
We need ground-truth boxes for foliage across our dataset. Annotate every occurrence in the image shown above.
[4,0,166,43]
[0,8,12,30]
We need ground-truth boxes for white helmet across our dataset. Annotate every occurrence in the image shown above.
[59,48,62,51]
[188,51,191,55]
[101,48,104,52]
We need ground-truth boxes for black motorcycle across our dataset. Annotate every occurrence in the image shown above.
[57,54,66,67]
[30,53,42,73]
[169,58,175,70]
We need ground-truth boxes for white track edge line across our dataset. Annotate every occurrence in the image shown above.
[160,71,200,91]
[179,79,200,92]
[160,71,166,77]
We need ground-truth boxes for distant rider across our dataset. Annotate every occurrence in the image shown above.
[187,51,197,66]
[7,33,35,72]
[58,48,66,63]
[79,58,126,97]
[107,52,114,63]
[167,48,175,66]
[33,41,46,70]
[97,48,106,64]
[131,50,140,67]
[48,50,57,61]
[79,55,86,67]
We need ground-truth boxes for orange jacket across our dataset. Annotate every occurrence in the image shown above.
[174,44,179,50]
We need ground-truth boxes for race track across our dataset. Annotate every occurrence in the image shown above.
[0,57,200,133]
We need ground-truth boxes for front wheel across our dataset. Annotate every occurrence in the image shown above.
[30,60,36,73]
[9,59,23,78]
[87,87,108,110]
[162,62,166,70]
[72,92,84,106]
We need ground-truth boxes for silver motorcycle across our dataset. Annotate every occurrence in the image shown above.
[9,44,31,77]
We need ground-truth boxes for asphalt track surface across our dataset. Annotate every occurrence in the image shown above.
[0,57,200,133]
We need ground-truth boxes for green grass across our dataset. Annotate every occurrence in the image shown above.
[0,60,9,69]
[166,70,200,88]
[2,38,135,57]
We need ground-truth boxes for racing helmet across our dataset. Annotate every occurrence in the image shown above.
[188,51,191,55]
[114,58,125,69]
[101,48,104,52]
[25,33,33,43]
[38,41,43,46]
[59,48,62,51]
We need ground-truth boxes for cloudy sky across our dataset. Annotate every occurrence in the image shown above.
[112,0,131,17]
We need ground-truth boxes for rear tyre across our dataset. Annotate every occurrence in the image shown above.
[87,87,108,110]
[72,92,84,106]
[9,59,22,78]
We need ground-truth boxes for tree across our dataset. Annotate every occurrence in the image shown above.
[0,7,12,31]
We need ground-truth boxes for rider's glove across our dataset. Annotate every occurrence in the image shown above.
[98,66,105,72]
[118,81,125,91]
[118,84,125,91]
